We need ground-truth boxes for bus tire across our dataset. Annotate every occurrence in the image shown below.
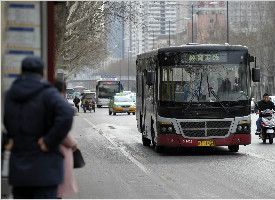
[228,145,239,152]
[128,112,130,115]
[142,135,151,146]
[113,112,116,115]
[109,109,112,115]
[133,112,135,115]
[151,127,164,153]
[269,134,273,144]
[154,144,165,153]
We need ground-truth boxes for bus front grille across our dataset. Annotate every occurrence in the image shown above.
[180,121,231,138]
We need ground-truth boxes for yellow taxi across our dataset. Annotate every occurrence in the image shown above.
[108,94,136,115]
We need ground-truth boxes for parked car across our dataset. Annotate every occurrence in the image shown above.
[108,95,136,115]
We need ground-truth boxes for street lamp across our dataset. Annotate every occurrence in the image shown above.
[127,48,132,90]
[191,3,194,43]
[227,1,229,43]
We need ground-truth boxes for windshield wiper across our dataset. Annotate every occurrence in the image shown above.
[185,72,203,112]
[206,74,229,114]
[185,87,200,112]
[208,88,229,114]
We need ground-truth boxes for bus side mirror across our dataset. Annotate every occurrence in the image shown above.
[249,56,254,62]
[252,68,260,82]
[146,71,154,86]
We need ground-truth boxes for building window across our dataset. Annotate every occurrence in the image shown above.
[210,18,214,23]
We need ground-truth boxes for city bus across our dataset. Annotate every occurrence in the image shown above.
[65,88,74,100]
[136,44,260,153]
[96,80,122,107]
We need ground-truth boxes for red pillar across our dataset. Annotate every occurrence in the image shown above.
[47,2,55,84]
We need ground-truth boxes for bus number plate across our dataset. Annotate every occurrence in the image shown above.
[123,109,129,111]
[198,140,215,146]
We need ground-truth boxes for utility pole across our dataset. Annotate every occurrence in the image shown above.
[192,3,194,43]
[169,20,171,46]
[127,47,130,90]
[227,1,229,43]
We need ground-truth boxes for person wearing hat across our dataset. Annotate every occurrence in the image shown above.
[3,56,74,199]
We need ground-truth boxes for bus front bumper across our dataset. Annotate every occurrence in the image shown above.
[157,134,251,147]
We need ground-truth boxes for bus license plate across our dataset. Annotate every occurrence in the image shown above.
[123,109,129,111]
[198,140,215,146]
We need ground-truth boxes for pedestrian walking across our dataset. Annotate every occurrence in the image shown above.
[54,79,79,198]
[73,95,80,112]
[3,56,74,199]
[81,93,86,113]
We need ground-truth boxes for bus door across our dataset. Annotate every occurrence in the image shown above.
[141,70,146,131]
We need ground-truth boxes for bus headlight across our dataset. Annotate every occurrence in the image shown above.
[237,125,243,131]
[158,122,176,134]
[236,121,251,133]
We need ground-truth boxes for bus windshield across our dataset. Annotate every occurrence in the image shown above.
[160,63,249,103]
[98,81,120,98]
[66,88,74,94]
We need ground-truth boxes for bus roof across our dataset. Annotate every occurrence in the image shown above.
[97,79,119,82]
[137,44,248,59]
[73,86,85,88]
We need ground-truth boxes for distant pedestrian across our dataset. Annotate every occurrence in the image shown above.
[54,79,79,198]
[4,56,74,199]
[73,95,80,112]
[81,93,86,113]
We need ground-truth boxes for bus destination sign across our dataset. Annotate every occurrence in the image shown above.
[181,52,227,64]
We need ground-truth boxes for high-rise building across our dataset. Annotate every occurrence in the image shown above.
[109,1,268,60]
[122,1,178,58]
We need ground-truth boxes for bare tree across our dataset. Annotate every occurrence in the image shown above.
[225,2,275,99]
[54,1,143,79]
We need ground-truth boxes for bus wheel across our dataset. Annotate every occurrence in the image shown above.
[228,145,239,152]
[113,112,116,115]
[142,135,151,146]
[109,109,112,115]
[128,112,130,115]
[154,144,165,153]
[152,131,164,153]
[269,134,273,144]
[133,112,135,115]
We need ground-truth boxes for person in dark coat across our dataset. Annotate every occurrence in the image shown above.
[255,93,275,134]
[73,95,80,112]
[4,56,74,199]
